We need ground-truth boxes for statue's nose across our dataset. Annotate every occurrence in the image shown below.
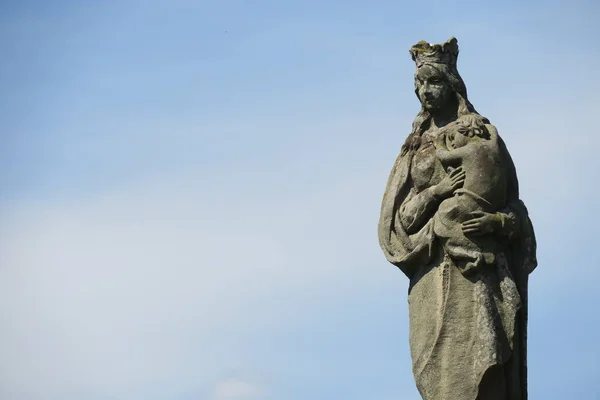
[422,83,433,96]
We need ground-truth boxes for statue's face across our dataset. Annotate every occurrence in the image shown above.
[415,64,452,112]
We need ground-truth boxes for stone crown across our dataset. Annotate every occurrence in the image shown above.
[410,37,459,69]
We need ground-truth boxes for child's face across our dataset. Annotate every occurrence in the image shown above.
[450,131,469,149]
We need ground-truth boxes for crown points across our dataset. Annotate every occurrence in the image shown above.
[410,37,459,68]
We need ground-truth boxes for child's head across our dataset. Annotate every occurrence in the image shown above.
[455,114,490,140]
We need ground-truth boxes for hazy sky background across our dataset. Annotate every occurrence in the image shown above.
[1,1,599,399]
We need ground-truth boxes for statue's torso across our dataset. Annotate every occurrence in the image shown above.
[411,131,446,193]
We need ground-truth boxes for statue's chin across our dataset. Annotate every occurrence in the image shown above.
[424,106,440,114]
[423,102,445,112]
[420,94,453,113]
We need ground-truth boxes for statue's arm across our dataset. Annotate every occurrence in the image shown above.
[398,184,441,234]
[433,132,455,163]
[490,123,522,239]
[436,145,470,164]
[494,206,520,239]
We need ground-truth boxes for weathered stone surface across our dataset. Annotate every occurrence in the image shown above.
[377,37,537,400]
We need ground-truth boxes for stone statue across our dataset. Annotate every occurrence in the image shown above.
[377,37,537,399]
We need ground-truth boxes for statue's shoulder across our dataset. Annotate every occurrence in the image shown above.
[401,132,422,155]
[484,122,499,136]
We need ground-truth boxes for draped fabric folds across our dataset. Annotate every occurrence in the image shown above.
[378,129,537,399]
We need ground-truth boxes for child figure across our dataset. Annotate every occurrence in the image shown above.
[433,115,508,274]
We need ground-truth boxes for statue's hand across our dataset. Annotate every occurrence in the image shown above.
[462,211,503,236]
[433,167,465,199]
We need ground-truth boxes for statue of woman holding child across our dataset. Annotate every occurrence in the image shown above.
[377,37,537,399]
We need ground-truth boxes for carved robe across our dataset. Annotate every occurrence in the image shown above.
[378,118,537,399]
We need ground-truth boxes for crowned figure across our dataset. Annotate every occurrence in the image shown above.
[378,37,537,399]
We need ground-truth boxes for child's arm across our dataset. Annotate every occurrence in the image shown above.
[434,132,459,163]
[435,136,472,163]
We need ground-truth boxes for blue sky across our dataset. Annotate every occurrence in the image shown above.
[1,1,599,399]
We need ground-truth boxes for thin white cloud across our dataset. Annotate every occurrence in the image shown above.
[213,378,264,399]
